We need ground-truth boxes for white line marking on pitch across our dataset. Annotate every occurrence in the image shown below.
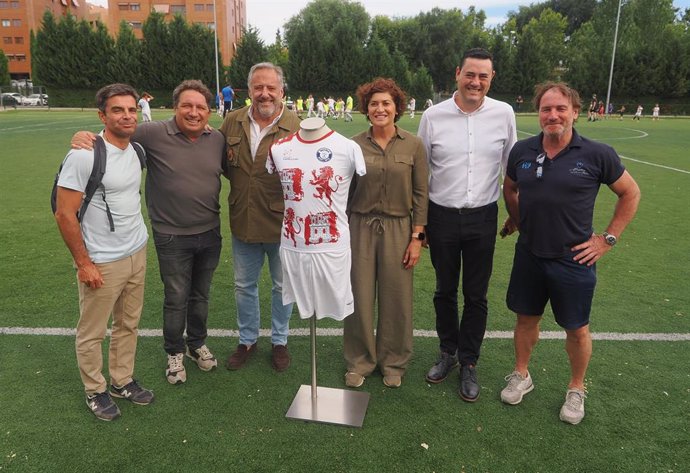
[1,326,689,341]
[515,129,690,174]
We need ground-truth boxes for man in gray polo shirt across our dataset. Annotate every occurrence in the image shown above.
[72,80,226,385]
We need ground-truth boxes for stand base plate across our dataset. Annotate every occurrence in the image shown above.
[286,385,370,427]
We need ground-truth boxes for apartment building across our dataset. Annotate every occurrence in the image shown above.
[1,0,89,79]
[1,0,244,81]
[108,0,245,68]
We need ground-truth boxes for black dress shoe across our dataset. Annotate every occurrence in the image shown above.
[425,352,458,384]
[459,364,480,402]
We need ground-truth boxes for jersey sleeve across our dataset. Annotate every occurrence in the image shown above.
[351,141,367,176]
[56,149,95,193]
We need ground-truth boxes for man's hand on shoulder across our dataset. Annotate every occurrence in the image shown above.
[71,131,97,150]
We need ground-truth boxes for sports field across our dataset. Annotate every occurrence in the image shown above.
[1,108,688,472]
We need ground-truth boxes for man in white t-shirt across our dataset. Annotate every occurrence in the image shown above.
[138,92,153,122]
[267,124,366,320]
[54,83,153,421]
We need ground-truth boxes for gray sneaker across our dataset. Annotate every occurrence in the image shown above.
[110,379,155,405]
[166,353,187,385]
[501,370,534,405]
[425,352,458,384]
[559,388,586,425]
[186,344,218,371]
[86,391,121,421]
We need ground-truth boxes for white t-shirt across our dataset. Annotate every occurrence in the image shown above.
[57,138,148,263]
[267,130,366,253]
[138,98,151,117]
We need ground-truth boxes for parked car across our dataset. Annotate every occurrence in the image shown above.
[1,92,30,105]
[26,94,48,106]
[1,93,21,107]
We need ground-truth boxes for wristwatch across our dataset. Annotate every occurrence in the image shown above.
[603,232,617,246]
[411,232,426,241]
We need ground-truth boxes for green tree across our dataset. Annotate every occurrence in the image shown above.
[514,9,567,92]
[32,11,113,88]
[0,50,9,85]
[361,32,394,83]
[509,0,596,36]
[107,21,142,87]
[408,65,434,104]
[227,26,266,89]
[266,30,289,76]
[285,0,369,91]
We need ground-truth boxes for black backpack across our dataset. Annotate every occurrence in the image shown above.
[51,135,146,231]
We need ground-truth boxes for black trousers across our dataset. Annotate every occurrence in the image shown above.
[427,200,498,366]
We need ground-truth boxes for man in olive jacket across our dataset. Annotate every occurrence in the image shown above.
[220,62,301,372]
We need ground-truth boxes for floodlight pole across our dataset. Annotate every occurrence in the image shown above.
[213,0,221,108]
[605,0,623,116]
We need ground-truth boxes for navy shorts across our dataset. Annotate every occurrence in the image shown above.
[506,243,596,329]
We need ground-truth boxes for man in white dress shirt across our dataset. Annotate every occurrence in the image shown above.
[418,48,517,402]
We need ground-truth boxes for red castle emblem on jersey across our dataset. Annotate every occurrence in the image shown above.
[304,211,339,245]
[279,168,304,201]
[283,207,303,247]
[309,166,343,207]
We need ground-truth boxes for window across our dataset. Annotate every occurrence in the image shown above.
[11,18,19,26]
[170,4,185,14]
[1,19,10,27]
[14,35,22,44]
[2,36,10,43]
[118,3,128,10]
[0,2,8,9]
[152,4,169,13]
[206,4,213,11]
[10,1,18,7]
[129,21,142,29]
[16,54,25,61]
[194,3,204,11]
[207,22,215,30]
[130,3,140,11]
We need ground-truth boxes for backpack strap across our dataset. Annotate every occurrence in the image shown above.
[131,141,147,169]
[78,135,109,229]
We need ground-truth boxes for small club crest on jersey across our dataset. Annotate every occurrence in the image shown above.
[316,147,333,162]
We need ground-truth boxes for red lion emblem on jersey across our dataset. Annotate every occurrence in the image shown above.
[283,207,302,247]
[309,166,343,207]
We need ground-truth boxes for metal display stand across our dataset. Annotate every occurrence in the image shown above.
[286,316,369,427]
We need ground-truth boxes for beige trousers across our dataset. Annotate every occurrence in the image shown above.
[344,214,414,377]
[75,246,146,394]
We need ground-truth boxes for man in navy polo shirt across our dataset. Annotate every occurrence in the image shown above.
[499,81,640,424]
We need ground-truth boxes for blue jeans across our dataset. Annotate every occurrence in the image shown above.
[154,227,222,354]
[232,236,292,346]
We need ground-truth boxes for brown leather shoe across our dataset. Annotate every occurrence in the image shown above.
[271,344,290,372]
[225,343,257,370]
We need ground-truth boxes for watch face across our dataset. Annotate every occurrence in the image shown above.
[417,232,426,240]
[605,234,617,246]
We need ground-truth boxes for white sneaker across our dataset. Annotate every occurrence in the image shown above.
[186,345,218,371]
[500,370,534,405]
[166,353,186,385]
[559,388,586,425]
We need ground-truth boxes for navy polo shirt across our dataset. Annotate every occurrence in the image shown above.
[506,130,625,258]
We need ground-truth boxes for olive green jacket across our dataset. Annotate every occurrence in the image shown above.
[220,106,301,243]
